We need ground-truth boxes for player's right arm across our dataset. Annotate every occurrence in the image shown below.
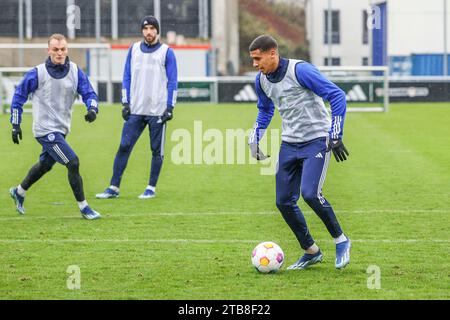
[10,68,38,144]
[121,45,133,120]
[248,73,275,160]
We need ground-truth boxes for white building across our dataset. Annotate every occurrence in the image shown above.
[306,0,450,75]
[388,0,448,56]
[305,0,372,67]
[388,0,450,75]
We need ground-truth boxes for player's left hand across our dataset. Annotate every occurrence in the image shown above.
[84,109,97,123]
[249,143,270,161]
[158,107,173,124]
[122,103,130,121]
[327,139,349,162]
[12,124,22,144]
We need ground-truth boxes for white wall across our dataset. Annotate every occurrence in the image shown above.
[90,46,211,80]
[306,0,371,66]
[307,0,450,64]
[388,0,449,56]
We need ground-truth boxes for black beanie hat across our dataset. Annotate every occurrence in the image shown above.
[140,15,160,34]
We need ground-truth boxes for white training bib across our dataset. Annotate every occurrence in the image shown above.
[31,62,79,137]
[130,42,169,116]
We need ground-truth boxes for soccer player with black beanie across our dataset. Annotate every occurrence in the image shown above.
[96,16,178,200]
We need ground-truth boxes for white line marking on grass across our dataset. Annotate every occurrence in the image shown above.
[347,209,450,214]
[0,211,276,220]
[0,209,448,221]
[0,239,448,244]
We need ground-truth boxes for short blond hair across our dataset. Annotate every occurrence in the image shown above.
[48,34,67,46]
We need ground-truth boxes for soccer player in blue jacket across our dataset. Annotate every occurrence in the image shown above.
[9,34,101,220]
[248,35,351,269]
[96,16,178,200]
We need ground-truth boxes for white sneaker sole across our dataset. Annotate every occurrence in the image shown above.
[81,213,102,220]
[287,254,323,270]
[95,194,119,199]
[138,195,155,199]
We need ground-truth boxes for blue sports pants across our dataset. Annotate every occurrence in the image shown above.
[36,132,77,166]
[276,137,343,250]
[110,115,166,188]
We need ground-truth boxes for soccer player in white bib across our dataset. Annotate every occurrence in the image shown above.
[248,35,351,269]
[96,16,178,200]
[9,34,101,220]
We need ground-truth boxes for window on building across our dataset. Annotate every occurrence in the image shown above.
[118,0,201,38]
[162,0,200,38]
[362,57,369,66]
[362,10,369,45]
[118,0,155,37]
[324,57,341,66]
[1,0,209,39]
[75,0,112,38]
[32,0,112,38]
[324,10,340,44]
[32,0,67,37]
[0,0,19,36]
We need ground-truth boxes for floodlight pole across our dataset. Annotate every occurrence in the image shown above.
[154,0,161,34]
[25,0,32,39]
[95,0,100,101]
[18,0,24,67]
[199,0,209,39]
[95,0,101,42]
[111,0,118,40]
[327,0,332,65]
[444,0,448,76]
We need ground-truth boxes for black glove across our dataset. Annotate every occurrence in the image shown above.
[84,109,97,122]
[249,143,270,161]
[327,139,349,162]
[12,124,22,144]
[158,107,174,124]
[122,103,130,121]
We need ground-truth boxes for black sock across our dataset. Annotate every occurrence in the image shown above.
[67,158,85,202]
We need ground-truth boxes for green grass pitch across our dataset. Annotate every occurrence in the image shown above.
[0,102,448,299]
